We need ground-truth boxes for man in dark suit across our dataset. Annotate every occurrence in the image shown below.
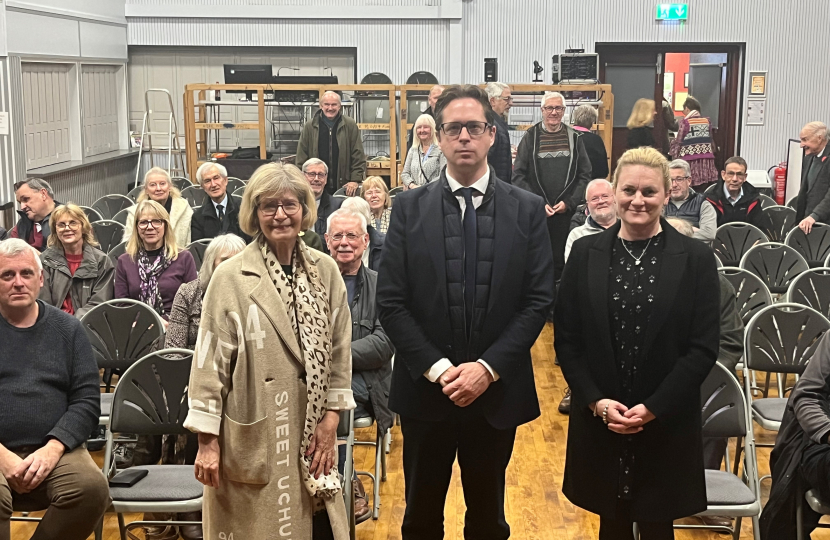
[796,121,830,234]
[303,157,342,254]
[485,81,514,183]
[377,85,554,540]
[190,163,250,242]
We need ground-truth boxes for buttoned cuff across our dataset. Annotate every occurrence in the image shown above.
[477,359,500,382]
[424,358,454,383]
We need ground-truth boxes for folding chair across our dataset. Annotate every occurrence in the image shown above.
[787,268,830,318]
[785,223,830,267]
[181,185,208,208]
[186,238,212,271]
[93,195,134,221]
[740,242,809,296]
[92,220,126,255]
[713,223,767,267]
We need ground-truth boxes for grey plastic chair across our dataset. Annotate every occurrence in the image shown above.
[787,195,799,209]
[91,220,126,255]
[186,238,212,271]
[171,176,192,191]
[674,362,761,540]
[225,177,245,194]
[80,205,104,223]
[761,205,797,243]
[181,185,208,208]
[718,267,773,326]
[107,241,127,266]
[103,349,203,540]
[126,184,145,202]
[334,186,350,197]
[786,223,830,267]
[740,242,809,295]
[797,488,830,540]
[389,186,404,199]
[352,415,388,520]
[232,186,246,199]
[758,194,777,209]
[110,208,131,226]
[713,222,767,267]
[714,253,723,268]
[787,268,830,318]
[92,194,134,220]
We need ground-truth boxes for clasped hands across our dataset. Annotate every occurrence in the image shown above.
[438,362,494,407]
[593,399,655,435]
[0,439,65,494]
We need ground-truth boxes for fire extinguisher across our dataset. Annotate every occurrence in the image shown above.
[774,162,787,205]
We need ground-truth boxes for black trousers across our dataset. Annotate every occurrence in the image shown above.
[599,499,674,540]
[802,441,830,502]
[547,212,572,286]
[400,414,516,540]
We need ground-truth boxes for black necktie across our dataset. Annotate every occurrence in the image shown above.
[460,187,478,335]
[217,204,224,221]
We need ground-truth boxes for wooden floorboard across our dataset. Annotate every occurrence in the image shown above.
[12,322,830,539]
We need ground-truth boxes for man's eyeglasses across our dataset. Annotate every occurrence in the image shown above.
[542,106,566,114]
[330,233,363,243]
[438,121,491,138]
[724,171,747,178]
[137,219,164,230]
[259,200,301,217]
[670,176,691,184]
[55,221,81,231]
[494,96,513,103]
[588,194,612,204]
[304,172,327,180]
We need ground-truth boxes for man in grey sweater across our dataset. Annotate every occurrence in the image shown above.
[0,238,109,540]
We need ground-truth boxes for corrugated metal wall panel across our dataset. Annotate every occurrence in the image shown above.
[43,155,139,207]
[127,0,438,5]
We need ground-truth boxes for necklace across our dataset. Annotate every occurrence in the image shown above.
[620,237,652,266]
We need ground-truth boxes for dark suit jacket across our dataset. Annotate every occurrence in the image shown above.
[796,147,830,223]
[190,193,250,243]
[314,192,343,254]
[554,219,719,520]
[488,114,513,183]
[377,168,554,430]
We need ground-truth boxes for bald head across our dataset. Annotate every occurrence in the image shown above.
[321,91,342,120]
[800,121,829,155]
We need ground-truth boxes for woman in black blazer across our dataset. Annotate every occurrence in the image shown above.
[554,147,720,539]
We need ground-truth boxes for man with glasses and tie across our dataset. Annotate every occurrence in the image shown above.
[513,91,592,295]
[377,84,554,540]
[191,162,250,242]
[664,159,717,242]
[705,156,768,229]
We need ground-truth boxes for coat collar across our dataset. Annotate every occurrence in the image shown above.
[197,191,237,219]
[41,243,102,279]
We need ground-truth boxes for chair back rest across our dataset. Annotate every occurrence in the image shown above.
[787,196,798,209]
[186,239,211,271]
[111,208,131,226]
[171,177,192,191]
[92,194,133,220]
[713,253,723,268]
[182,185,208,208]
[787,268,830,318]
[785,223,830,267]
[225,178,245,194]
[80,299,165,370]
[91,220,126,254]
[718,266,773,326]
[758,194,777,209]
[127,184,144,202]
[80,205,103,223]
[713,222,767,266]
[107,241,127,265]
[232,187,246,199]
[740,242,809,294]
[333,187,348,197]
[744,302,830,374]
[109,349,193,435]
[762,205,797,242]
[701,362,747,438]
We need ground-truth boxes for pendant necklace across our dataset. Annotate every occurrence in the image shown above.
[621,237,652,266]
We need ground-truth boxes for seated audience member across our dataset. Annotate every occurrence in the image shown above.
[115,200,197,321]
[325,208,395,520]
[571,105,610,180]
[361,176,392,234]
[340,196,385,272]
[39,203,114,318]
[564,179,618,262]
[190,162,249,243]
[0,239,109,540]
[795,121,830,234]
[761,331,830,539]
[705,156,768,229]
[401,114,446,189]
[10,178,61,252]
[124,167,193,248]
[303,158,342,252]
[664,159,717,242]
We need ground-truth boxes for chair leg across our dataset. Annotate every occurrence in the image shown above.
[373,433,382,519]
[384,429,391,455]
[796,490,804,540]
[117,513,128,540]
[732,516,742,540]
[95,515,104,540]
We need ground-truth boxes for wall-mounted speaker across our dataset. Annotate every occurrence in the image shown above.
[484,58,498,82]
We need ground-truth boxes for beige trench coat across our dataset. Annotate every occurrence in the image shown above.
[184,241,355,539]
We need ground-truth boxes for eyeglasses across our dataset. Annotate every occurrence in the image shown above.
[363,189,383,197]
[670,176,691,184]
[724,171,747,178]
[304,171,327,179]
[438,121,491,138]
[588,194,612,204]
[259,200,301,217]
[330,233,363,243]
[542,106,566,114]
[137,219,164,230]
[495,96,513,103]
[55,220,81,231]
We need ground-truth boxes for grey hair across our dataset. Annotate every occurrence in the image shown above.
[585,178,613,199]
[668,159,692,177]
[15,177,54,199]
[326,207,368,235]
[571,104,598,129]
[196,162,228,182]
[484,82,509,100]
[144,166,171,184]
[666,217,694,237]
[339,197,374,226]
[302,158,328,174]
[198,234,246,292]
[804,121,829,141]
[321,90,341,103]
[542,91,565,108]
[0,238,43,271]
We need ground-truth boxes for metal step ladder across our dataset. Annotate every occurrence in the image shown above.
[134,89,187,186]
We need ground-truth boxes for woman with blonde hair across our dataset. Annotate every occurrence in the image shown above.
[39,202,114,318]
[360,176,392,233]
[123,167,193,247]
[401,113,446,189]
[114,199,196,320]
[626,98,658,150]
[185,163,354,540]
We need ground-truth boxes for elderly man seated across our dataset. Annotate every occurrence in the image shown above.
[325,207,395,520]
[303,158,342,254]
[0,239,109,540]
[191,162,250,243]
[705,156,768,230]
[664,159,717,242]
[564,179,618,263]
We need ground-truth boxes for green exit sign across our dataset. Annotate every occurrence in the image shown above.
[656,3,688,21]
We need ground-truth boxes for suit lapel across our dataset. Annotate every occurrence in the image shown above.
[487,180,518,314]
[641,222,687,355]
[588,222,617,374]
[419,179,449,315]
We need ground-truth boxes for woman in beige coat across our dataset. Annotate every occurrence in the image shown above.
[184,163,355,540]
[123,167,193,247]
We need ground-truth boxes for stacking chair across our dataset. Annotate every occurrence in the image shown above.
[93,194,134,221]
[713,223,767,267]
[107,241,127,266]
[787,268,830,318]
[181,185,208,208]
[110,208,131,226]
[80,205,104,223]
[333,186,349,198]
[713,253,723,268]
[339,410,361,537]
[103,349,203,540]
[232,186,246,199]
[673,362,761,540]
[718,267,773,326]
[758,194,777,209]
[91,220,126,255]
[388,186,404,199]
[186,238,212,271]
[171,176,192,191]
[785,223,830,267]
[127,184,145,202]
[787,195,799,209]
[225,177,245,194]
[797,488,830,540]
[740,242,809,295]
[761,205,797,242]
[352,416,388,520]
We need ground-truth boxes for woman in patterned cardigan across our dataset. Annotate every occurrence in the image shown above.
[669,95,718,188]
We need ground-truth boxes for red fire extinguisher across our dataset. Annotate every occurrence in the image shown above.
[774,162,787,205]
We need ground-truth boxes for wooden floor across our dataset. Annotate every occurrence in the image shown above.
[11,322,830,539]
